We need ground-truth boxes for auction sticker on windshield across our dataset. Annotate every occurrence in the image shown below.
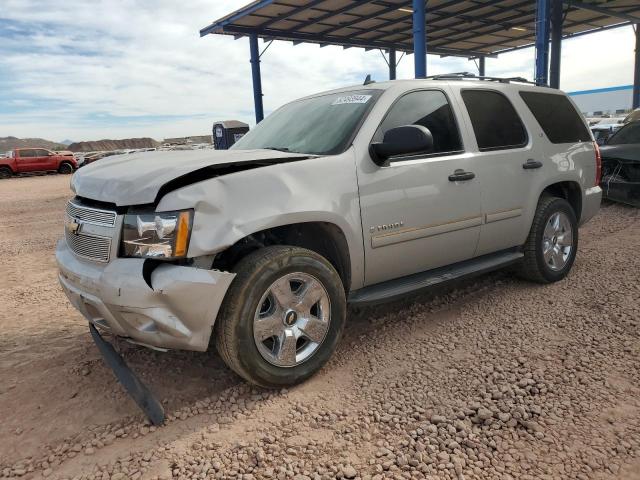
[332,95,372,105]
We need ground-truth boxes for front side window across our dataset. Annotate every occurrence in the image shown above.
[36,149,50,157]
[232,89,382,155]
[606,122,640,145]
[373,90,462,155]
[520,91,591,144]
[20,149,36,158]
[461,89,527,151]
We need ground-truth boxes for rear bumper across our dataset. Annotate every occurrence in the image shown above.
[580,186,602,226]
[56,240,235,351]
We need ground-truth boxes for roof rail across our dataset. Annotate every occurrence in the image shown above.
[425,72,539,85]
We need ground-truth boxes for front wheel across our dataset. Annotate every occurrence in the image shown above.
[518,195,578,283]
[214,246,347,388]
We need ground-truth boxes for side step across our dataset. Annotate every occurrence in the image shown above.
[348,249,524,306]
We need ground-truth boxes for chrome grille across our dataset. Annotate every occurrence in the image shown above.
[65,200,116,263]
[65,230,112,263]
[66,201,116,227]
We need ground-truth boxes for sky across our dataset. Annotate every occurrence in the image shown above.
[0,0,637,143]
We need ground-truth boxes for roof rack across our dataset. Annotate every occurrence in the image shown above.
[425,72,539,85]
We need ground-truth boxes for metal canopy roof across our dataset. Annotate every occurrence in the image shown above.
[200,0,640,58]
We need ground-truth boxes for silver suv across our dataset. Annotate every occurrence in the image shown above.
[57,77,602,387]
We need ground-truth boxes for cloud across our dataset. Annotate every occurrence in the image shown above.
[0,1,637,142]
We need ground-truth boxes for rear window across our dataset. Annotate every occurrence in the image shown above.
[461,89,527,151]
[519,91,591,143]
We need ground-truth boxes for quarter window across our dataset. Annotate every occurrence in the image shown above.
[519,91,591,143]
[461,90,527,151]
[374,90,462,155]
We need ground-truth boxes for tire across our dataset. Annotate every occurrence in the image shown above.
[58,162,74,174]
[0,167,12,179]
[518,195,578,283]
[214,245,347,388]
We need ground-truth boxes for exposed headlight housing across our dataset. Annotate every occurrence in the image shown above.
[121,209,193,259]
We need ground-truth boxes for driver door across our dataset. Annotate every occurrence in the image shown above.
[357,88,482,286]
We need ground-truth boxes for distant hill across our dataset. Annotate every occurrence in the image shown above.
[60,139,74,146]
[0,136,67,151]
[67,137,160,152]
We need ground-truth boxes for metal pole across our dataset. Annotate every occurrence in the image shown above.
[413,0,426,78]
[634,25,640,109]
[535,0,551,86]
[389,48,397,80]
[478,56,486,77]
[249,33,264,123]
[549,0,563,89]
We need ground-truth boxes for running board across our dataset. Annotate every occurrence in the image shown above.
[348,250,524,306]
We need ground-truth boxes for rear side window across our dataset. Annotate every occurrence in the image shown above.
[19,149,36,158]
[461,90,527,151]
[520,91,591,143]
[375,90,462,155]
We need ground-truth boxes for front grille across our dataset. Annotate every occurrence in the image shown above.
[66,201,116,227]
[65,200,117,263]
[65,230,112,263]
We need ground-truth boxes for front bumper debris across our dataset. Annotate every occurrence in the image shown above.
[89,323,165,425]
[56,240,236,351]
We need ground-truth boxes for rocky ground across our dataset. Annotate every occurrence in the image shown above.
[0,175,639,480]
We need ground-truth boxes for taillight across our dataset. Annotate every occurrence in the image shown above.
[593,141,602,186]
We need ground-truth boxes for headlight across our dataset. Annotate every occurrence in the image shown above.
[121,209,193,259]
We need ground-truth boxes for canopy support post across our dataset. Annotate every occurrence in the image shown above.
[413,0,426,78]
[535,0,551,86]
[549,0,563,89]
[389,48,397,80]
[249,33,264,123]
[478,56,486,77]
[634,24,640,109]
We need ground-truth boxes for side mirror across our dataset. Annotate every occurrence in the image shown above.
[369,125,434,166]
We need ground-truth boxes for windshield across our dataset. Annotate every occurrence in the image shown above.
[606,122,640,145]
[232,89,382,155]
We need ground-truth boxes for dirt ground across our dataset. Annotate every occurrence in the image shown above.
[0,174,639,480]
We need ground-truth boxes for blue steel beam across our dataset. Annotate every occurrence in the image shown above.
[535,0,551,85]
[413,0,426,78]
[249,33,264,123]
[549,0,563,89]
[634,25,640,109]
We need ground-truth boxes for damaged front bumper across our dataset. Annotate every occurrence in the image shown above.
[56,240,235,351]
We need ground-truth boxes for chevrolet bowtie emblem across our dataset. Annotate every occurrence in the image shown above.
[66,219,82,235]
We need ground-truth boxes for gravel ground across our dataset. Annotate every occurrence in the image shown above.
[0,175,639,480]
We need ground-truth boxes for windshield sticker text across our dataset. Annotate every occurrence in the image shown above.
[332,95,372,105]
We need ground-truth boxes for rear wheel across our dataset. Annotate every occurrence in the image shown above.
[214,246,346,388]
[0,167,12,179]
[58,162,74,174]
[519,195,578,283]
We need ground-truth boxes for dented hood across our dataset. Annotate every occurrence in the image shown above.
[71,149,311,206]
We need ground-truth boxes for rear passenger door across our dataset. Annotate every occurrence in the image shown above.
[456,88,538,256]
[15,149,38,172]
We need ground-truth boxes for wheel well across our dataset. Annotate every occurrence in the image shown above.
[212,222,352,290]
[542,182,582,221]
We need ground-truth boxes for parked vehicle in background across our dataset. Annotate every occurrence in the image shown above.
[622,108,640,124]
[600,121,640,207]
[0,148,78,178]
[57,76,601,388]
[591,123,623,145]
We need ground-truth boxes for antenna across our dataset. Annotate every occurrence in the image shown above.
[363,74,375,85]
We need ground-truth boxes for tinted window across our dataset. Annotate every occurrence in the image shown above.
[36,149,50,157]
[520,91,591,143]
[606,122,640,145]
[461,90,527,150]
[20,149,36,158]
[374,90,462,154]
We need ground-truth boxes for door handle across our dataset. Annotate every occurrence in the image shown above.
[523,159,543,169]
[448,169,475,182]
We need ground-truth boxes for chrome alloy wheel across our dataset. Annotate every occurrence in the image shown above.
[542,211,573,271]
[253,272,331,367]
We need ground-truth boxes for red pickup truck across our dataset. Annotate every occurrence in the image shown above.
[0,148,78,178]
